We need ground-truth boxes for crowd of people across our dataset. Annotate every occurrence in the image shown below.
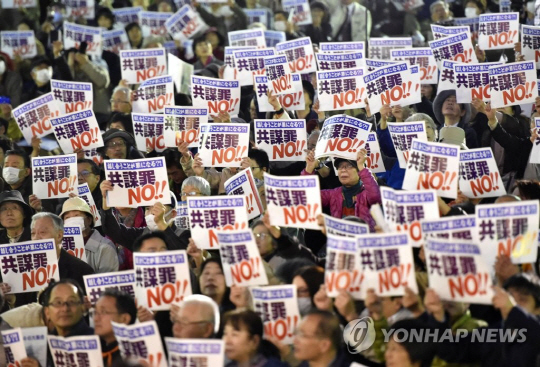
[0,0,538,366]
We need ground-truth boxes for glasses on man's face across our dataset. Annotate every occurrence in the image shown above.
[94,309,119,317]
[106,140,126,148]
[338,163,354,171]
[171,319,209,327]
[78,170,92,178]
[254,233,269,241]
[0,205,22,214]
[48,300,82,309]
[181,191,200,197]
[110,99,130,105]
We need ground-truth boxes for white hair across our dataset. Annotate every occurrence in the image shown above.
[181,294,220,334]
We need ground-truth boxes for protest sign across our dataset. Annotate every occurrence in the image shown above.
[317,69,366,111]
[320,41,365,54]
[265,54,294,94]
[0,31,37,59]
[254,119,307,161]
[315,52,364,71]
[112,7,142,27]
[77,183,101,226]
[402,139,460,198]
[104,157,170,208]
[478,12,519,50]
[424,239,494,304]
[363,62,421,114]
[12,92,61,143]
[198,123,250,167]
[102,29,131,54]
[357,233,417,297]
[217,230,269,287]
[1,0,36,7]
[455,62,501,103]
[365,132,386,173]
[325,234,363,299]
[438,60,460,93]
[323,214,369,237]
[32,154,77,199]
[0,240,59,293]
[166,339,225,367]
[224,45,255,70]
[476,200,539,265]
[531,118,540,164]
[381,187,439,247]
[51,80,93,115]
[454,16,480,41]
[265,30,286,48]
[429,32,478,66]
[254,74,305,112]
[84,149,103,167]
[521,25,540,69]
[187,196,249,249]
[500,0,511,12]
[22,327,47,367]
[459,148,505,198]
[364,58,398,72]
[244,9,271,28]
[132,75,174,114]
[65,0,95,19]
[224,168,264,220]
[264,173,322,230]
[175,201,189,229]
[134,250,192,311]
[167,52,193,94]
[48,335,103,367]
[120,48,167,84]
[50,109,102,153]
[163,107,207,148]
[228,29,267,48]
[63,22,102,57]
[191,76,241,117]
[233,48,276,87]
[489,61,538,108]
[62,226,87,263]
[251,285,300,345]
[132,113,165,153]
[2,328,27,367]
[390,48,439,84]
[282,0,312,25]
[84,270,136,305]
[140,11,171,37]
[113,321,166,367]
[276,37,316,73]
[430,24,471,40]
[422,216,477,242]
[165,5,207,41]
[314,115,371,160]
[368,37,412,60]
[387,122,428,169]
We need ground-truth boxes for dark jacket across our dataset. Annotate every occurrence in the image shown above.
[101,339,122,367]
[0,225,31,245]
[48,319,94,367]
[58,248,95,289]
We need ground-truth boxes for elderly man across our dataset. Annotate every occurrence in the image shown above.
[433,90,478,148]
[170,295,219,339]
[98,129,144,161]
[110,86,132,114]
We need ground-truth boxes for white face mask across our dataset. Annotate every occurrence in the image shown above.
[216,5,234,17]
[297,297,312,316]
[34,67,52,85]
[146,209,173,231]
[527,1,536,14]
[64,216,86,231]
[464,7,478,18]
[0,60,6,75]
[274,20,287,32]
[3,167,20,185]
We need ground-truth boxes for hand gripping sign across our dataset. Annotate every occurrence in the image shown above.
[363,62,421,115]
[132,113,165,153]
[2,328,27,367]
[191,76,241,117]
[0,31,37,59]
[387,121,428,169]
[489,61,538,109]
[51,80,93,115]
[62,226,87,263]
[50,109,103,153]
[317,69,367,111]
[48,335,103,367]
[368,37,412,60]
[228,29,267,48]
[251,285,300,345]
[319,41,365,54]
[429,32,478,67]
[265,54,294,94]
[264,173,322,230]
[198,123,250,167]
[424,239,494,304]
[140,11,172,38]
[77,183,101,226]
[0,240,59,293]
[422,216,478,243]
[531,118,540,164]
[357,233,417,298]
[102,29,131,54]
[165,339,225,367]
[132,75,174,114]
[224,168,264,221]
[314,115,371,160]
[63,22,103,57]
[104,157,170,208]
[282,0,312,26]
[254,119,307,162]
[217,230,269,287]
[455,62,502,103]
[315,52,364,71]
[365,132,386,173]
[325,234,363,299]
[165,5,207,41]
[12,92,61,144]
[390,48,439,84]
[32,154,78,199]
[254,75,305,112]
[276,37,317,74]
[323,214,369,237]
[83,270,136,305]
[459,148,505,198]
[430,24,471,40]
[233,48,276,87]
[402,139,460,199]
[134,250,192,311]
[112,321,166,367]
[521,25,540,69]
[381,187,439,247]
[187,196,249,250]
[163,107,207,148]
[476,200,539,266]
[120,48,167,84]
[478,12,519,50]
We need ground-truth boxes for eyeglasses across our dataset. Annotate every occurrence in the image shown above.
[254,233,269,240]
[293,329,322,339]
[106,140,126,148]
[110,99,130,105]
[251,166,261,170]
[181,191,200,197]
[78,170,92,177]
[48,300,82,309]
[94,309,119,317]
[338,164,354,170]
[172,319,209,327]
[0,205,22,213]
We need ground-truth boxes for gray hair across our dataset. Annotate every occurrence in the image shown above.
[181,294,220,334]
[112,86,132,100]
[182,176,211,196]
[31,212,64,234]
[430,0,448,13]
[142,35,164,49]
[406,113,439,141]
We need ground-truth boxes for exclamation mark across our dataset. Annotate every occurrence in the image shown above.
[287,74,292,89]
[70,176,76,191]
[493,172,499,190]
[357,139,365,150]
[355,88,361,103]
[287,316,292,336]
[448,172,457,190]
[373,153,380,168]
[351,138,358,153]
[311,203,319,221]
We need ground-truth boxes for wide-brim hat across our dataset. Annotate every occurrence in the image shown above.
[439,126,468,150]
[433,90,471,127]
[60,197,94,226]
[0,191,33,227]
